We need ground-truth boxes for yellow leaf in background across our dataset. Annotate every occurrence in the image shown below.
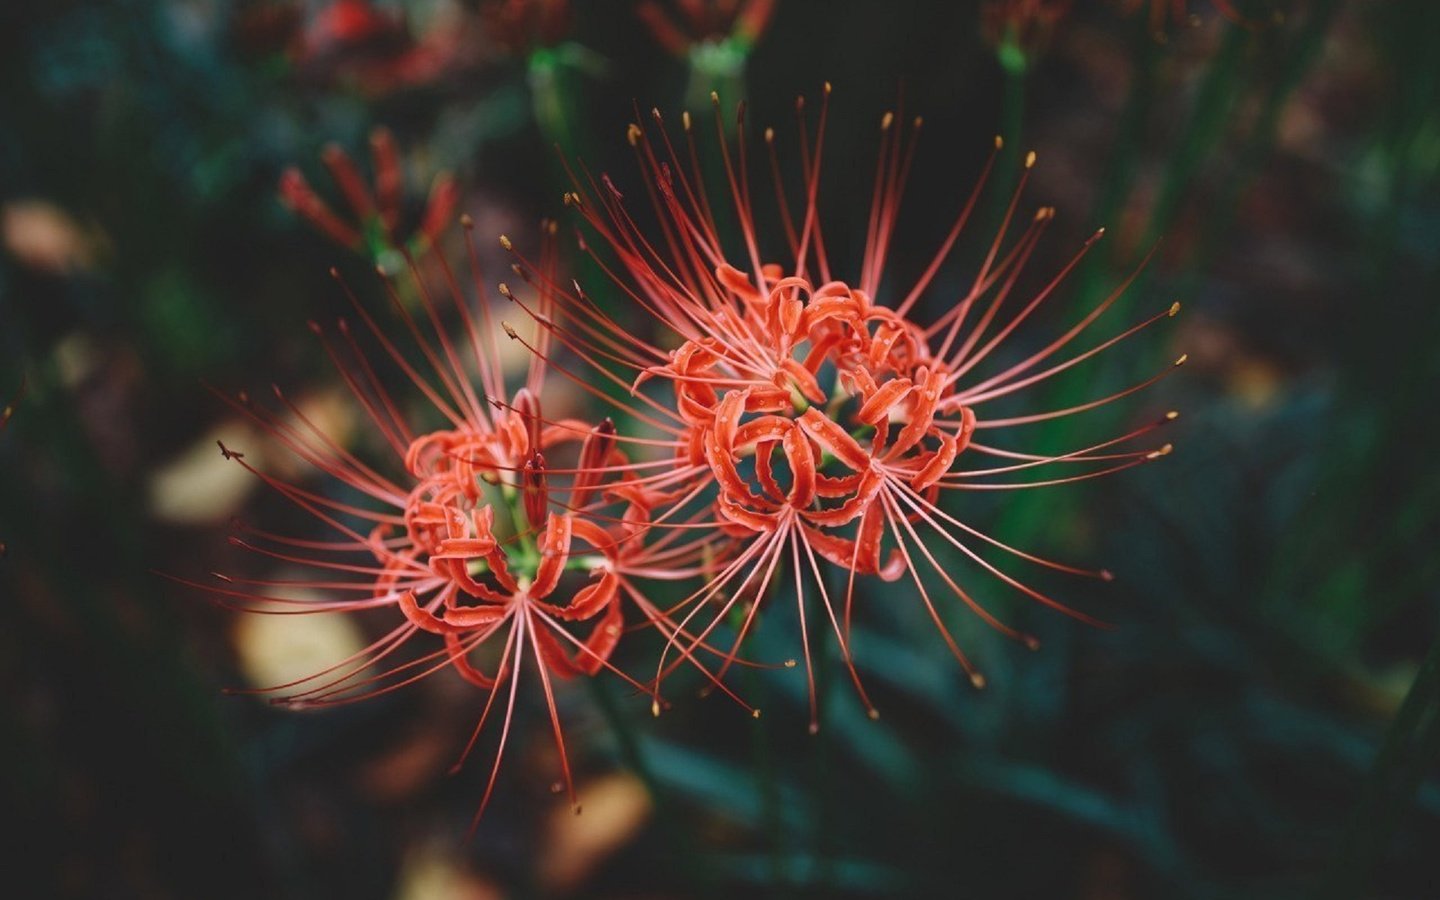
[148,421,263,525]
[540,772,652,894]
[231,593,368,698]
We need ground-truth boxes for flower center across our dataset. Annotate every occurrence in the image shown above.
[662,272,976,540]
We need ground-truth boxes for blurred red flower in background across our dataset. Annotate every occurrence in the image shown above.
[634,0,776,58]
[480,0,574,56]
[1118,0,1262,36]
[278,126,459,260]
[294,0,481,96]
[982,0,1074,58]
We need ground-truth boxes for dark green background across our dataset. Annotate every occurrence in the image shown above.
[1,1,1436,897]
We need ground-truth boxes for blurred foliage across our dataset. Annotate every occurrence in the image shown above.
[1,1,1438,898]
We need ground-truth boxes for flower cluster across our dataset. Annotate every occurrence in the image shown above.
[634,0,776,58]
[1118,0,1260,37]
[480,0,574,56]
[982,0,1074,59]
[278,125,459,262]
[203,89,1179,824]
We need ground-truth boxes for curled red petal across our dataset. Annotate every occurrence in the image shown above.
[797,407,870,471]
[531,514,572,600]
[783,422,817,508]
[911,429,958,492]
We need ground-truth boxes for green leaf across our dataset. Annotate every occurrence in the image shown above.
[1323,635,1440,899]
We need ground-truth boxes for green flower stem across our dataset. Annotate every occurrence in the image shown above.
[492,481,538,560]
[1068,17,1160,309]
[528,41,611,214]
[686,36,755,126]
[586,675,662,796]
[587,676,713,891]
[1146,25,1248,237]
[528,48,579,161]
[1177,0,1344,305]
[808,567,841,889]
[744,658,789,893]
[991,23,1248,548]
[0,354,249,821]
[724,597,790,892]
[1323,634,1440,900]
[985,35,1030,239]
[1120,21,1249,310]
[1063,21,1249,339]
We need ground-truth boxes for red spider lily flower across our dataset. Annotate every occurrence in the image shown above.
[181,221,737,829]
[1118,0,1262,36]
[635,1,777,119]
[229,1,305,62]
[305,0,407,54]
[503,88,1182,730]
[635,0,776,59]
[982,0,1074,60]
[295,0,411,85]
[278,126,459,259]
[295,0,479,98]
[480,0,574,56]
